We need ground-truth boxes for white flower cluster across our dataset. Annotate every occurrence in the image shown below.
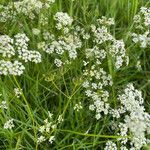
[132,7,150,48]
[38,30,82,67]
[133,7,150,28]
[74,26,90,40]
[38,117,56,144]
[0,33,41,76]
[97,16,115,26]
[116,83,150,149]
[54,12,73,30]
[83,66,112,120]
[104,141,117,150]
[90,18,128,69]
[131,30,150,48]
[0,35,15,58]
[43,36,80,60]
[109,39,129,69]
[82,17,129,120]
[14,88,22,98]
[15,33,41,63]
[0,0,55,22]
[39,14,49,26]
[36,13,82,67]
[57,114,64,124]
[0,60,25,76]
[49,36,80,58]
[4,119,14,130]
[91,25,114,44]
[85,46,106,60]
[54,58,63,67]
[37,112,63,144]
[0,101,8,109]
[107,84,150,149]
[32,28,41,35]
[14,0,43,19]
[0,4,16,22]
[136,60,142,71]
[73,102,83,111]
[46,0,55,4]
[81,15,150,149]
[37,135,46,143]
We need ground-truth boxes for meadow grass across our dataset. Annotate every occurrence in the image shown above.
[0,0,150,149]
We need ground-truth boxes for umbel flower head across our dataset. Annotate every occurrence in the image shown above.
[54,12,73,30]
[4,119,14,130]
[131,7,150,48]
[0,0,55,22]
[37,12,82,68]
[0,33,41,76]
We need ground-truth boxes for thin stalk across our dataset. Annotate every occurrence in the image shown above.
[58,129,132,139]
[13,76,38,149]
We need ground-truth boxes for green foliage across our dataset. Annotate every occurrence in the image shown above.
[0,0,149,149]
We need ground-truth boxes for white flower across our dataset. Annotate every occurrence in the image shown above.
[4,119,14,129]
[104,141,117,150]
[54,12,73,28]
[44,0,55,8]
[82,81,90,88]
[95,113,101,120]
[37,42,46,50]
[15,33,42,63]
[39,125,45,133]
[116,83,150,149]
[0,35,15,58]
[133,15,141,23]
[0,101,8,109]
[39,14,48,26]
[13,0,43,20]
[37,135,46,143]
[120,146,128,150]
[64,27,69,34]
[29,51,42,63]
[85,90,92,97]
[109,39,127,69]
[131,31,150,48]
[54,59,63,67]
[56,23,62,30]
[0,60,25,76]
[32,28,41,35]
[57,115,64,123]
[10,61,25,75]
[89,104,95,111]
[51,124,57,129]
[14,88,22,98]
[48,111,53,119]
[97,16,115,26]
[74,102,83,111]
[47,0,55,4]
[136,60,142,71]
[83,33,90,40]
[109,109,120,118]
[15,33,29,50]
[43,32,54,40]
[49,136,55,144]
[92,26,114,44]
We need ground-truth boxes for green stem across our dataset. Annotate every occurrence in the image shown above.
[13,76,37,146]
[62,84,82,117]
[107,54,116,107]
[52,80,69,99]
[58,129,131,139]
[13,76,33,120]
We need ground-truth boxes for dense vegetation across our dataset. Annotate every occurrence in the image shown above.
[0,0,149,149]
